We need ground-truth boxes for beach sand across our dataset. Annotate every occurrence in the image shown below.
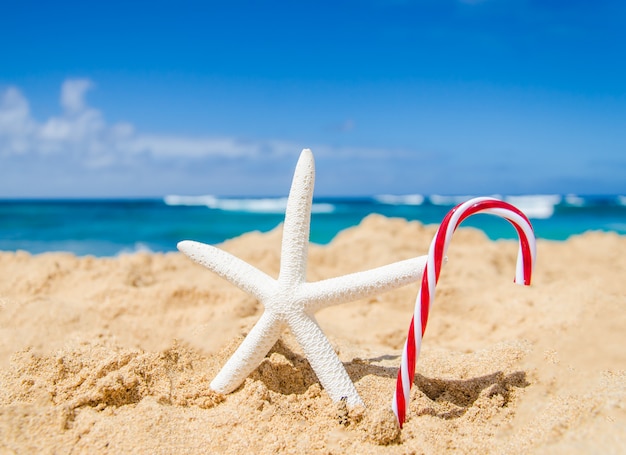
[1,214,625,454]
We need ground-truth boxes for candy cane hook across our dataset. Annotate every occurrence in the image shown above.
[392,197,537,428]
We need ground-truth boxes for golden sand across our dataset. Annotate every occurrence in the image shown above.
[1,215,625,453]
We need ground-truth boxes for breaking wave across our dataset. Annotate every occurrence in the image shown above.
[164,195,335,214]
[374,194,425,206]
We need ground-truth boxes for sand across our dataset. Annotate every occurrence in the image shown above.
[1,214,625,454]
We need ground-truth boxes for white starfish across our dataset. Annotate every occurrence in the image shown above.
[178,149,427,406]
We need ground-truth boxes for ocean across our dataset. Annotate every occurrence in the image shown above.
[1,194,625,257]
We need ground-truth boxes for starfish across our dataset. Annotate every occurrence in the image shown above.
[178,149,427,407]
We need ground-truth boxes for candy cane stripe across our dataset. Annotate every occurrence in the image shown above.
[393,197,536,428]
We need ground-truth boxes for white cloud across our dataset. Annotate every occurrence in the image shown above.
[0,87,31,134]
[0,87,36,154]
[127,135,261,159]
[0,79,437,197]
[60,79,93,114]
[0,79,293,164]
[1,79,402,168]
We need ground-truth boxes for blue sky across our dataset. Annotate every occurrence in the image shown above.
[1,0,624,197]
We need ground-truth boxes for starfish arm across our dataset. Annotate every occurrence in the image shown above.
[287,312,364,407]
[177,240,275,302]
[301,255,428,313]
[278,149,315,287]
[210,311,284,394]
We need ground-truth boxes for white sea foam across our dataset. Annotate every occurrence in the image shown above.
[310,203,336,214]
[617,195,626,206]
[374,194,425,206]
[164,195,219,207]
[565,194,585,207]
[505,194,561,219]
[215,197,289,213]
[428,195,476,206]
[116,242,154,256]
[164,195,334,214]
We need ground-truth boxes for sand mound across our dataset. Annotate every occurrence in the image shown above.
[1,216,625,453]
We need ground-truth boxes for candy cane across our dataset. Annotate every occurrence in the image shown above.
[392,197,537,428]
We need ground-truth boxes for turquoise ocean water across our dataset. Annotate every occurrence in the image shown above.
[0,194,625,257]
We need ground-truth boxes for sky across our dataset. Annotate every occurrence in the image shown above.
[1,0,625,198]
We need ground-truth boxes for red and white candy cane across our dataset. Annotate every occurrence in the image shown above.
[392,197,537,428]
